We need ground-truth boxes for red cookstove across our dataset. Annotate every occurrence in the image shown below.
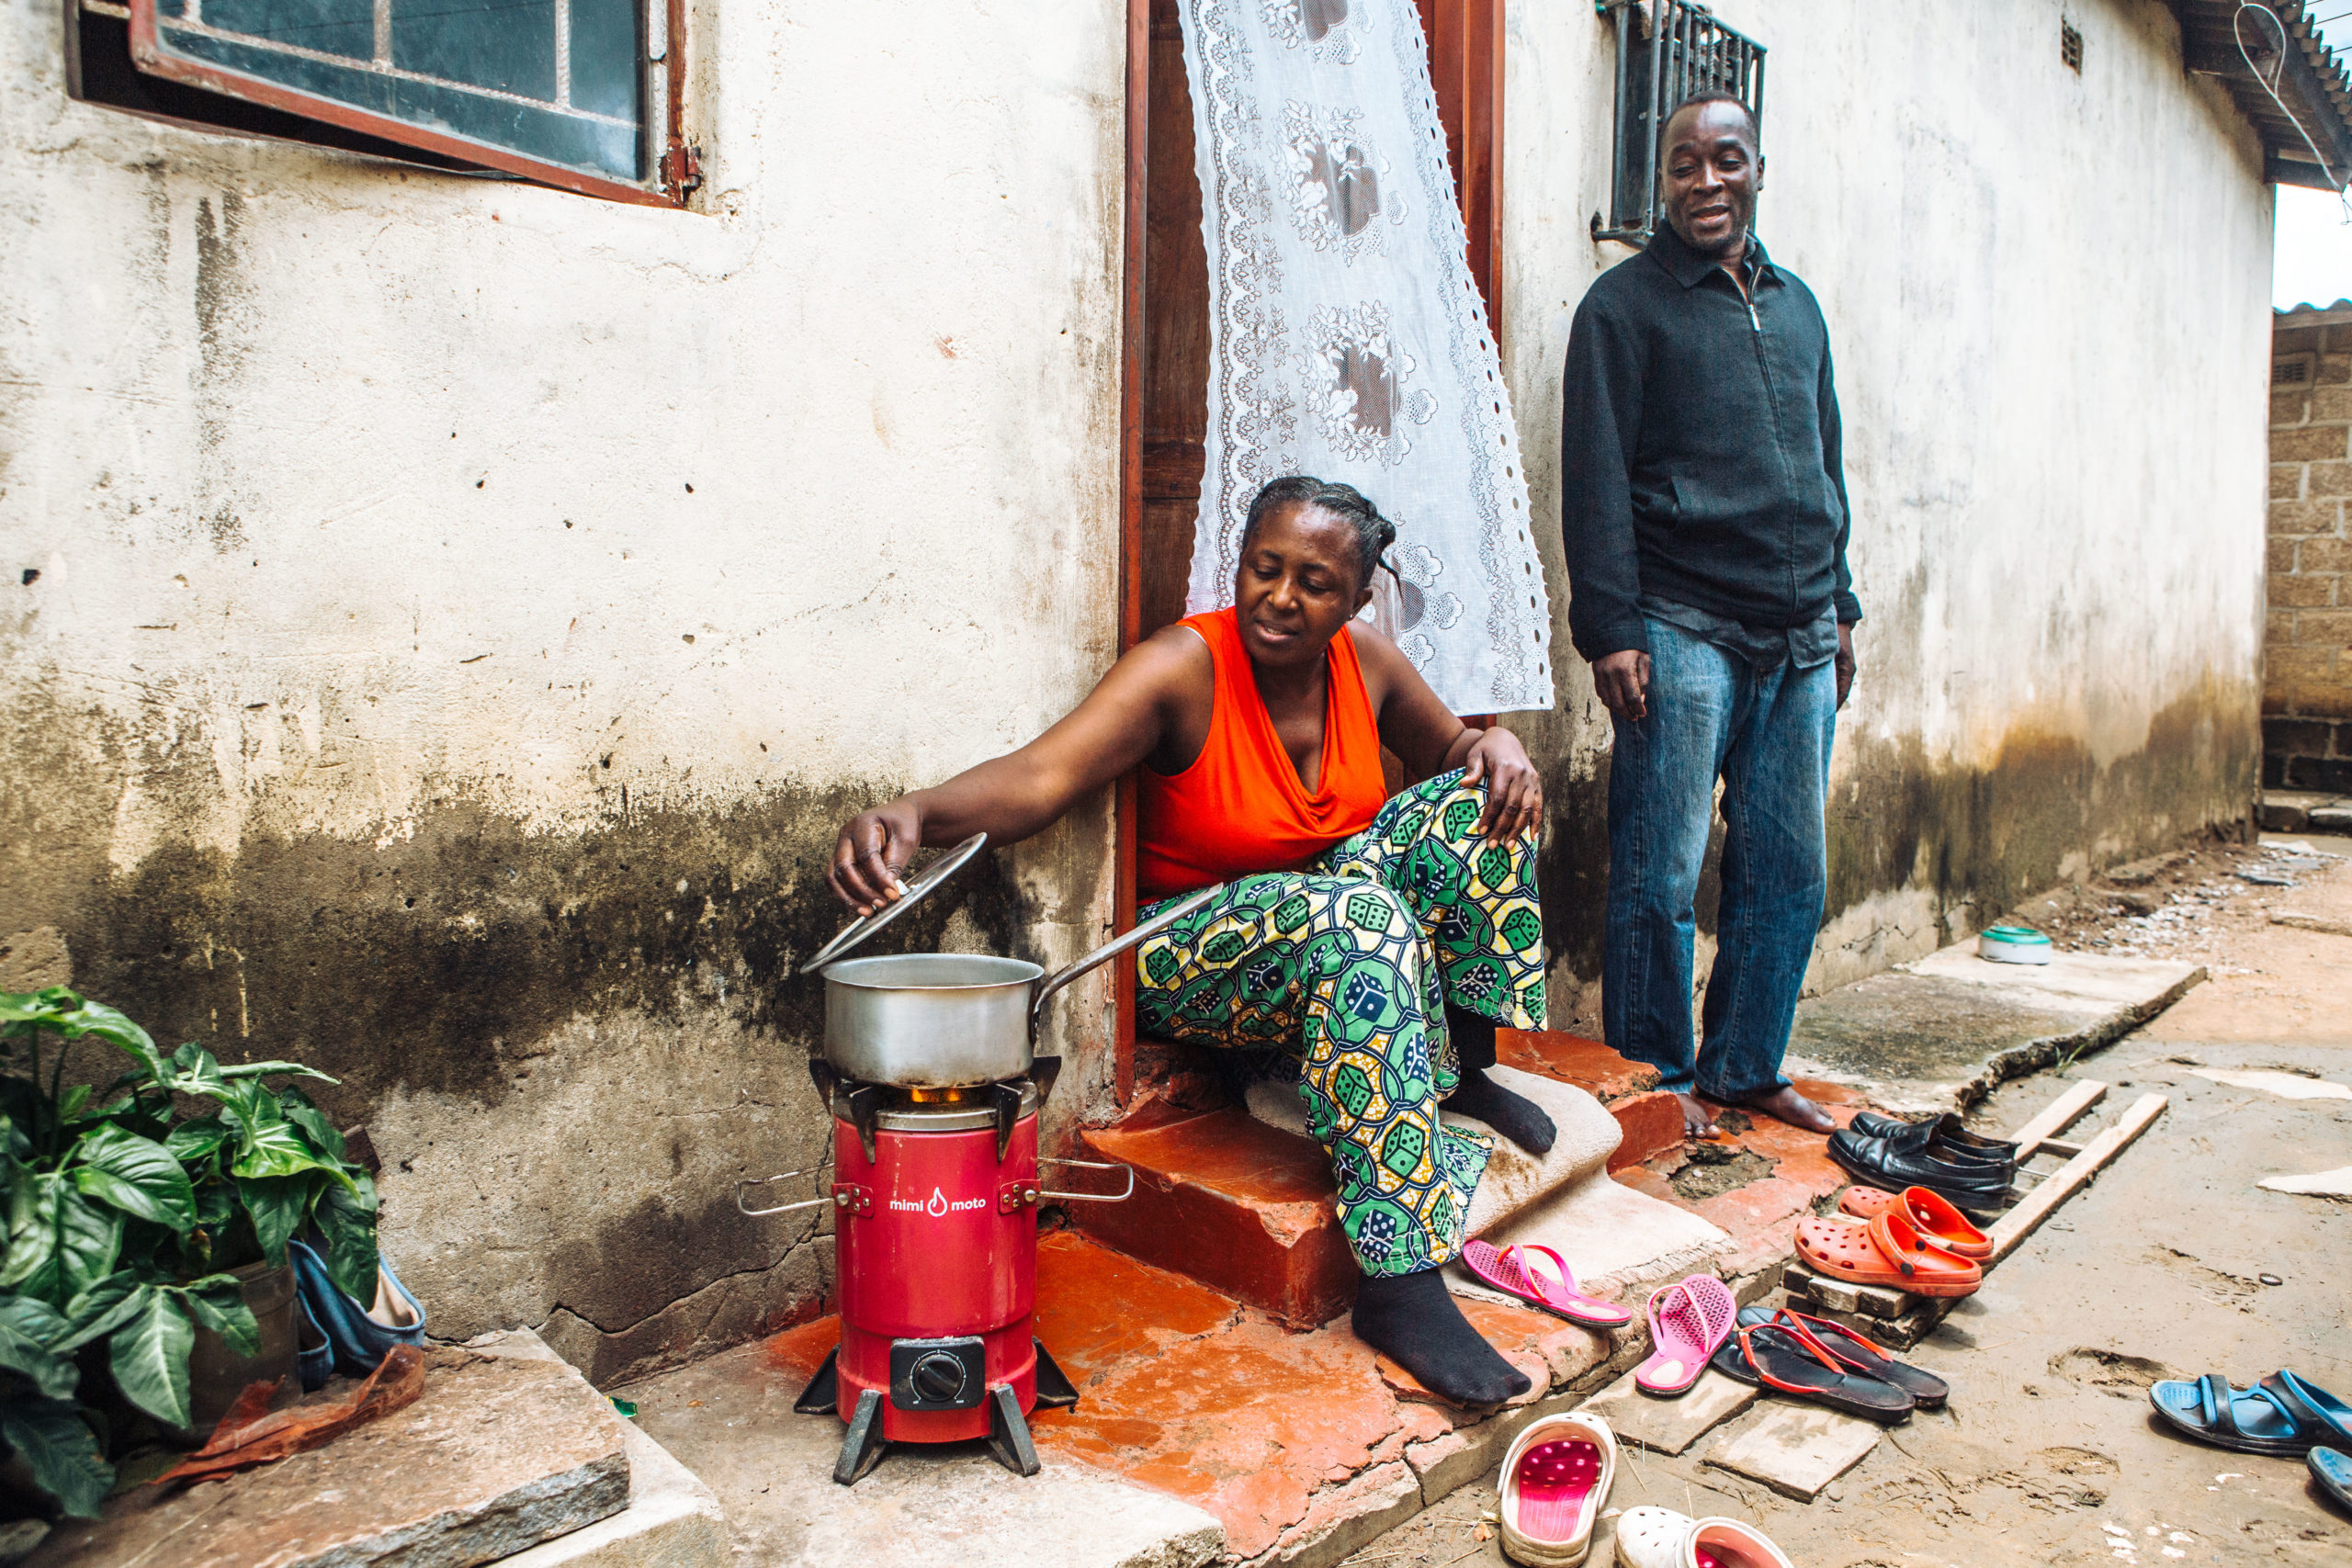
[740,1057,1128,1484]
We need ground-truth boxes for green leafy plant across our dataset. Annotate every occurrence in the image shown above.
[0,987,379,1517]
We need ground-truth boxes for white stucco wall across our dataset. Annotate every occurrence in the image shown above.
[0,0,1129,1382]
[1500,0,2270,1024]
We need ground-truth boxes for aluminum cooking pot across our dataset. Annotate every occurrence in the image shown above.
[802,834,1216,1089]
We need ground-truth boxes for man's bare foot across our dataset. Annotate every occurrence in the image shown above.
[1737,1084,1836,1134]
[1670,1090,1721,1139]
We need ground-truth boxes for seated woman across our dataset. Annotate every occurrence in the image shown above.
[828,476,1555,1404]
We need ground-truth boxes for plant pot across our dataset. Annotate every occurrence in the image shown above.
[186,1259,299,1433]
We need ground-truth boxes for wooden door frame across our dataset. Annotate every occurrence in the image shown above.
[1113,0,1504,1105]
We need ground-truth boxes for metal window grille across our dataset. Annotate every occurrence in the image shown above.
[1591,1,1766,246]
[2062,20,2084,73]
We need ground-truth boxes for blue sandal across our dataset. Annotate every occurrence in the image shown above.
[2150,1372,2352,1457]
[289,1238,427,1377]
[2314,1448,2352,1516]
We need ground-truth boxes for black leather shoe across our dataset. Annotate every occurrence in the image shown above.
[1827,1128,2011,1216]
[1849,1111,2018,1166]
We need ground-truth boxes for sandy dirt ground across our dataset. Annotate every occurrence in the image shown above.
[1344,836,2352,1567]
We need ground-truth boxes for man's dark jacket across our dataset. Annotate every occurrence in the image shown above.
[1559,225,1860,662]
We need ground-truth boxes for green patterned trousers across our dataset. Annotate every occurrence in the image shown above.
[1136,771,1547,1278]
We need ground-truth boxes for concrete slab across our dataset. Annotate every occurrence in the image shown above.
[621,1331,1225,1568]
[1575,1368,1757,1457]
[1703,1404,1882,1501]
[28,1331,628,1568]
[1785,942,2203,1110]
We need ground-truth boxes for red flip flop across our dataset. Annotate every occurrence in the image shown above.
[1794,1213,1982,1298]
[1838,1184,1994,1260]
[1462,1241,1634,1328]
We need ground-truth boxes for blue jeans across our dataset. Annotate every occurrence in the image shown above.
[1602,616,1836,1101]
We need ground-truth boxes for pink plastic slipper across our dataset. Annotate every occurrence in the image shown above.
[1634,1274,1737,1396]
[1498,1413,1617,1566]
[1462,1241,1633,1329]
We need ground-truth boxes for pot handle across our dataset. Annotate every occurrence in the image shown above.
[736,1164,833,1217]
[1036,1156,1135,1204]
[1028,886,1221,1043]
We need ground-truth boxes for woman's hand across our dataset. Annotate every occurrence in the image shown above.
[829,799,923,915]
[1462,727,1544,841]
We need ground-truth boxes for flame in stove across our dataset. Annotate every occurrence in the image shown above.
[927,1187,948,1218]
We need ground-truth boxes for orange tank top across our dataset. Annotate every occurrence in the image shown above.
[1137,608,1388,899]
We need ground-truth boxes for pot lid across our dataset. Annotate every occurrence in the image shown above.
[800,831,988,975]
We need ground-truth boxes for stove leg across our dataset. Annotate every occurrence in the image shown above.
[793,1347,839,1416]
[833,1389,890,1486]
[983,1384,1041,1478]
[1032,1339,1079,1411]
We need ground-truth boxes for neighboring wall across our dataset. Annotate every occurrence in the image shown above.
[0,1,1127,1385]
[2266,305,2352,794]
[1499,0,2268,1029]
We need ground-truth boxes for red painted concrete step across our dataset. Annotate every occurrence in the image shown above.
[1078,1108,1357,1327]
[1075,1032,1689,1325]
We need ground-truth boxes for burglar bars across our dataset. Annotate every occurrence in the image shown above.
[1591,0,1766,245]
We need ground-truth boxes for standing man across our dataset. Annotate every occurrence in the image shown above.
[1559,91,1859,1138]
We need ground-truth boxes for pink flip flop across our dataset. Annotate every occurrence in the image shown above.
[1461,1241,1633,1329]
[1634,1274,1736,1396]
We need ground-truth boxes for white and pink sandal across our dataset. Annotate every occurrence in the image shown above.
[1633,1275,1737,1397]
[1498,1412,1617,1566]
[1464,1241,1634,1329]
[1613,1506,1793,1568]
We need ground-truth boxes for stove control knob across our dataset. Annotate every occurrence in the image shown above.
[910,1350,967,1405]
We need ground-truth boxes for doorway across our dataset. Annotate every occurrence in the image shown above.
[1112,0,1504,1103]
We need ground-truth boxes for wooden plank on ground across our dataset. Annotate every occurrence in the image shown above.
[2006,1078,2109,1151]
[1985,1093,2165,1264]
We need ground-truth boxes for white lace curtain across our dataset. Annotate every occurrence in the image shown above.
[1177,0,1555,714]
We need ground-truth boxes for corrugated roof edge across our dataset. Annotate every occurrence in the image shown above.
[2168,0,2352,190]
[2278,299,2352,316]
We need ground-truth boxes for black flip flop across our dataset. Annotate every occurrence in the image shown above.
[1736,1306,1949,1410]
[1709,1322,1916,1423]
[2150,1373,2341,1457]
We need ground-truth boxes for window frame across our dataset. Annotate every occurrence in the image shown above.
[96,0,692,207]
[1590,0,1766,248]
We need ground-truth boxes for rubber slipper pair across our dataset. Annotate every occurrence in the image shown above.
[1794,1212,1982,1297]
[1612,1505,1792,1568]
[2149,1371,2352,1457]
[1733,1306,1948,1409]
[2312,1447,2352,1516]
[1708,1314,1917,1423]
[1634,1275,1736,1397]
[1464,1241,1633,1330]
[1837,1184,1992,1259]
[1498,1412,1615,1566]
[289,1237,428,1378]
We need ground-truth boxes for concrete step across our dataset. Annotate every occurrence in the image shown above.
[1078,1036,1690,1325]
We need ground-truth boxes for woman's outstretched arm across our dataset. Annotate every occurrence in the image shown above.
[828,626,1205,913]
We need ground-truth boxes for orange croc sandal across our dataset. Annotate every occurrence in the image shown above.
[1838,1184,1994,1260]
[1795,1212,1983,1298]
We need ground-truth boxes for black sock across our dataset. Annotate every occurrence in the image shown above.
[1440,1005,1555,1156]
[1352,1267,1532,1406]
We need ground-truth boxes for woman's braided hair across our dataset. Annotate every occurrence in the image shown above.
[1239,476,1398,592]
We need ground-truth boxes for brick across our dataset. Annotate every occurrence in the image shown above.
[2269,572,2335,608]
[2290,755,2352,792]
[2275,464,2307,500]
[2301,608,2352,646]
[2264,750,2290,788]
[2267,717,2336,756]
[2301,536,2352,573]
[2306,462,2352,498]
[2278,325,2324,355]
[2271,499,2338,535]
[2320,354,2352,385]
[2271,647,2336,682]
[2275,425,2348,462]
[2272,389,2312,426]
[2312,386,2352,421]
[2271,538,2301,572]
[2289,684,2352,720]
[2270,609,2301,645]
